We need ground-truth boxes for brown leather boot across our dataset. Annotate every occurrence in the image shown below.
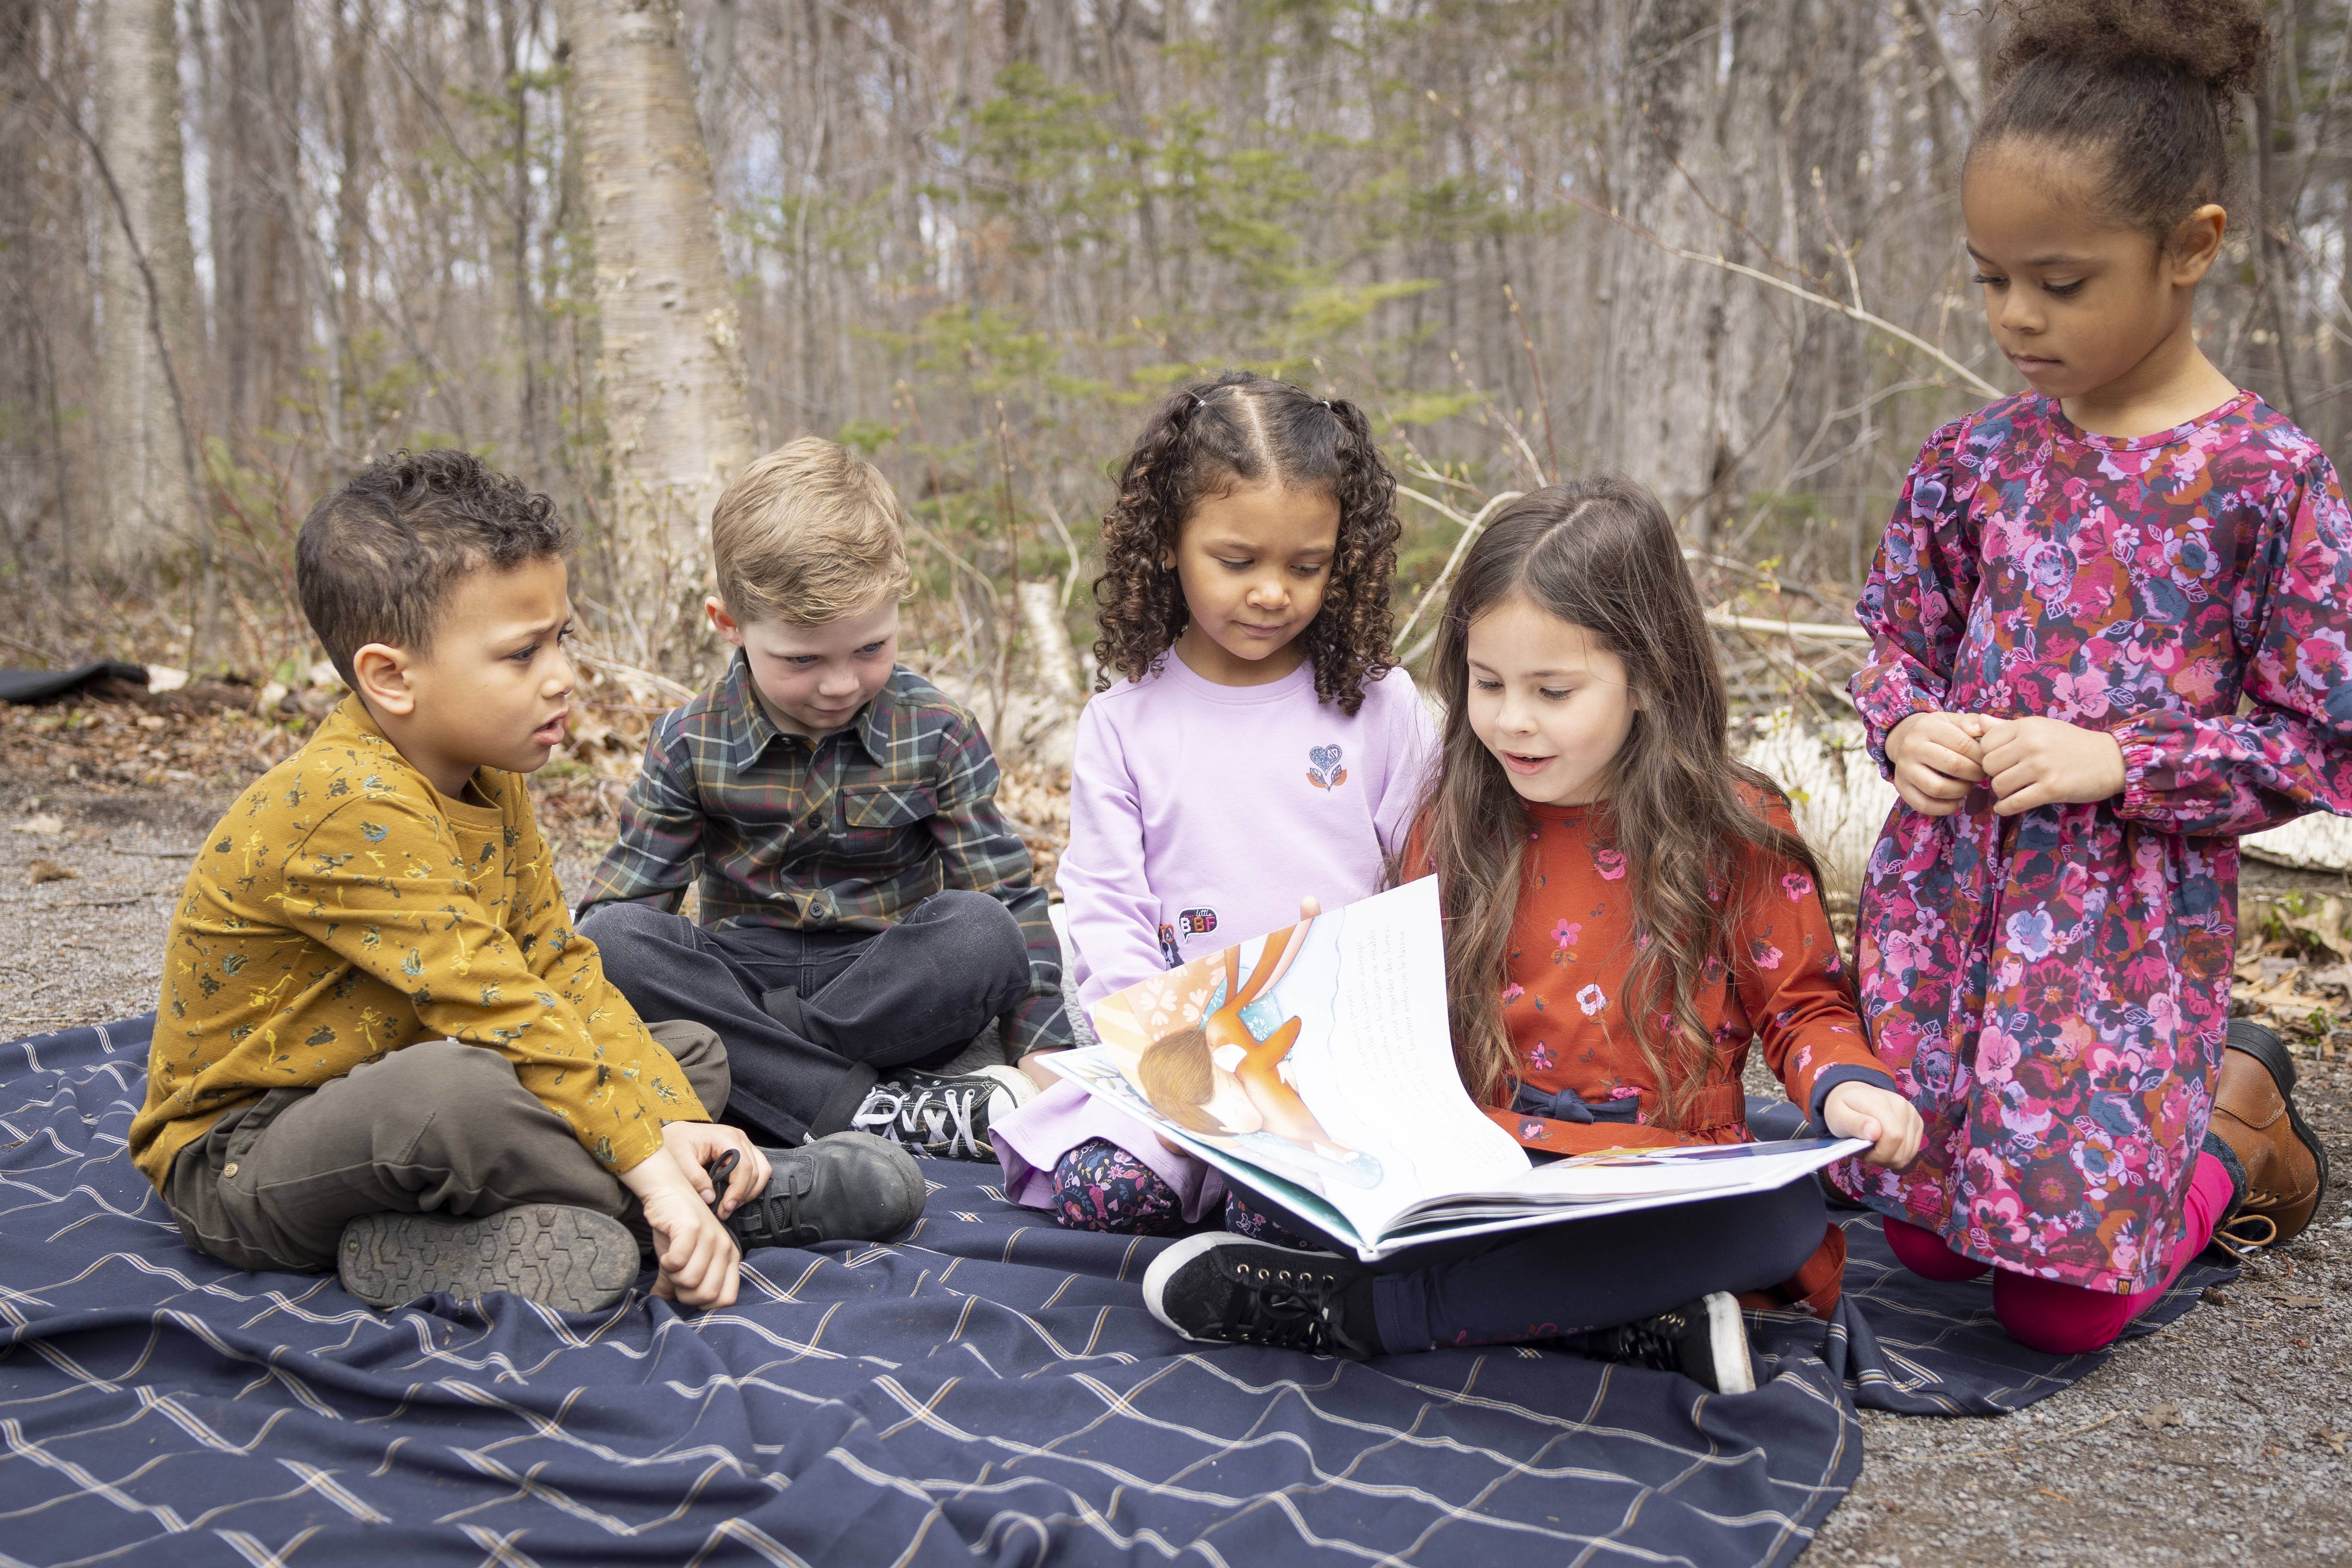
[2208,1020,2328,1247]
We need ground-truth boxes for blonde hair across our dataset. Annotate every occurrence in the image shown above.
[711,438,914,625]
[1135,1024,1222,1134]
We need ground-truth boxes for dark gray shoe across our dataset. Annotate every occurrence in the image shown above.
[1560,1292,1757,1394]
[1142,1233,1379,1359]
[337,1205,638,1312]
[850,1066,1035,1160]
[719,1133,927,1250]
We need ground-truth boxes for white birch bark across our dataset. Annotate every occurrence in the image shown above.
[560,0,754,673]
[94,0,200,564]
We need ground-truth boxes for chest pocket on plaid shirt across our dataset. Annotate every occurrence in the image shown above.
[835,781,937,865]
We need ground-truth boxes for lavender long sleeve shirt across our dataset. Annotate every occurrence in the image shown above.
[994,652,1437,1218]
[1059,653,1438,1007]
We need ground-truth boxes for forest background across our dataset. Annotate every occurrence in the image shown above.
[4,0,2348,907]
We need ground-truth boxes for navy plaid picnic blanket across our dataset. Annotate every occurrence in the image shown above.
[0,1017,2228,1566]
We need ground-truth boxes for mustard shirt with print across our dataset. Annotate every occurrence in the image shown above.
[130,698,709,1190]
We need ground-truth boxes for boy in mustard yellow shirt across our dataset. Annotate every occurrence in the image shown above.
[133,450,923,1312]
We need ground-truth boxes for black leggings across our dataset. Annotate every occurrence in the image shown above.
[1366,1181,1829,1351]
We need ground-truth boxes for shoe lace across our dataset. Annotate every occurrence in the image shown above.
[704,1149,820,1249]
[1219,1257,1371,1358]
[851,1088,911,1144]
[2212,1212,2278,1260]
[853,1085,985,1158]
[736,1185,818,1247]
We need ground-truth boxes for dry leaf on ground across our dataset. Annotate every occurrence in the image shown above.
[2139,1401,2184,1431]
[26,860,77,884]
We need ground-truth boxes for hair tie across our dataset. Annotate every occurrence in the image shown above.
[1320,399,1333,411]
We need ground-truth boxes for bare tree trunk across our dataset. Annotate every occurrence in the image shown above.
[332,0,375,436]
[1601,0,1734,531]
[560,0,754,675]
[93,0,200,564]
[216,0,306,443]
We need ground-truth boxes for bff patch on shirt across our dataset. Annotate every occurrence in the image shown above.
[1307,744,1348,790]
[1158,907,1219,967]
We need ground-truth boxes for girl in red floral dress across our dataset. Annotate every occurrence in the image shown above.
[1143,478,1923,1393]
[1837,0,2345,1353]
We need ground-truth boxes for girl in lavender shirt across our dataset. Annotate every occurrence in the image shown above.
[993,372,1436,1236]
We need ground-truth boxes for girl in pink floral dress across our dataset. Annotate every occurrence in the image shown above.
[1836,2,2349,1354]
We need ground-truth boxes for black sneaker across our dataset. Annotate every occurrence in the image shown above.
[710,1133,927,1250]
[1142,1233,1378,1359]
[1561,1292,1757,1394]
[337,1205,637,1312]
[851,1065,1035,1160]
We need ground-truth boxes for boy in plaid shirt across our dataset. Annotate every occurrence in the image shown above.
[579,439,1068,1158]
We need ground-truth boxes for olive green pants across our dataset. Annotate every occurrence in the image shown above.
[162,1021,728,1273]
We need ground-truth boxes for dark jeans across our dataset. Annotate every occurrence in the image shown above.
[163,1021,729,1273]
[1369,1180,1829,1351]
[579,891,1031,1145]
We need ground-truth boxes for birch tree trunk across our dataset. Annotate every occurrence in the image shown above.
[1600,0,1825,550]
[560,0,753,674]
[94,0,200,565]
[1599,0,1734,532]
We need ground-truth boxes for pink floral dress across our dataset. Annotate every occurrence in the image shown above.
[1834,391,2352,1292]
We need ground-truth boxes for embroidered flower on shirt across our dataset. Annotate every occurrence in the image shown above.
[1782,871,1814,901]
[1502,983,1525,1004]
[1594,847,1627,880]
[1306,744,1348,790]
[1520,1120,1549,1141]
[1551,920,1581,949]
[1527,1041,1555,1070]
[1577,983,1607,1015]
[1749,939,1783,970]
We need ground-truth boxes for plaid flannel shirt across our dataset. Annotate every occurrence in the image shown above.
[578,656,1071,1055]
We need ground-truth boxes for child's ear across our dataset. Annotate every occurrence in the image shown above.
[350,643,416,717]
[2168,202,2227,286]
[704,596,747,646]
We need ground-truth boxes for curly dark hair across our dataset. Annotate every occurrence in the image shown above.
[1973,0,2270,240]
[1090,370,1401,716]
[297,448,575,685]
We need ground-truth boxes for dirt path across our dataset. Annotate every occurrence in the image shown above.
[2,770,2346,1567]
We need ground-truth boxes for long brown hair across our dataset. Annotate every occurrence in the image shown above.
[1411,478,1829,1127]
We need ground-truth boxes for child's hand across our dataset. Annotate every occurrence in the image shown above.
[660,1120,769,1219]
[1884,711,1987,817]
[619,1146,743,1309]
[1974,716,2126,816]
[1822,1081,1923,1169]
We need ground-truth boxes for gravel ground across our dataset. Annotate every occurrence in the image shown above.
[3,774,2347,1566]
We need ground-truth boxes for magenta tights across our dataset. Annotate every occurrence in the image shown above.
[1880,1152,2235,1355]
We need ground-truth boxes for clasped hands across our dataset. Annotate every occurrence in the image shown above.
[1884,710,2126,819]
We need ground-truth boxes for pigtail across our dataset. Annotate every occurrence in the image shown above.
[1295,395,1401,717]
[1091,387,1208,691]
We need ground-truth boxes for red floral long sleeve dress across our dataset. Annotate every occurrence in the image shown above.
[1476,799,1893,1312]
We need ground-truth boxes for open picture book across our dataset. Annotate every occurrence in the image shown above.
[1047,877,1868,1262]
